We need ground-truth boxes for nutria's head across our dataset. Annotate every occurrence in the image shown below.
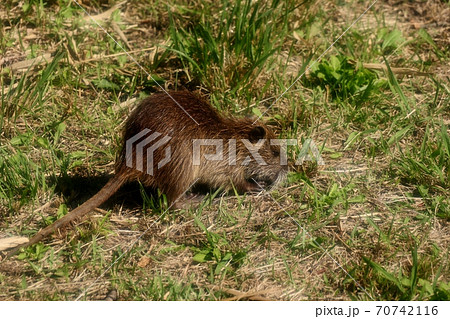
[236,123,288,190]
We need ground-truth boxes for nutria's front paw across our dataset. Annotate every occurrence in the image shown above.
[242,180,264,194]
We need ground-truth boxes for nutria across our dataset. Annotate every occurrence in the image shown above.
[7,91,287,256]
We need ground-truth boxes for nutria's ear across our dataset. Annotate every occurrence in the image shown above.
[248,126,266,142]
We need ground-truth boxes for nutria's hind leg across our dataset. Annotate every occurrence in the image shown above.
[163,175,205,209]
[162,181,190,209]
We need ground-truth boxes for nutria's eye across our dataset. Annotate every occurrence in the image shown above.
[249,126,266,143]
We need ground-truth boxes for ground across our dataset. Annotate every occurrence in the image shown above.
[0,0,449,300]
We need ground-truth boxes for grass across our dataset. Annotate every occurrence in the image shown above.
[0,0,449,300]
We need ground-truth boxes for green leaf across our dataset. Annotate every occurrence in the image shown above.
[330,56,340,70]
[251,107,262,117]
[381,29,404,51]
[56,204,68,219]
[10,133,32,146]
[363,256,406,293]
[214,261,228,275]
[54,122,66,145]
[36,137,50,149]
[193,253,208,263]
[344,132,360,150]
[92,79,119,90]
[329,152,343,159]
[388,126,411,146]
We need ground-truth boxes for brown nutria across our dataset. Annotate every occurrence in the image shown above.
[7,91,287,256]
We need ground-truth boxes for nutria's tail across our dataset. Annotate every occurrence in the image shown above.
[6,174,127,258]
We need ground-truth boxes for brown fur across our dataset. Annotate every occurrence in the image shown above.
[6,91,287,257]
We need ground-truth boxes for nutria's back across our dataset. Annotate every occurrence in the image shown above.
[121,91,240,143]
